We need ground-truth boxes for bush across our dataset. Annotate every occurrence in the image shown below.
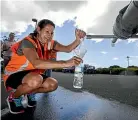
[95,67,138,75]
[96,68,110,74]
[127,68,138,75]
[111,68,126,75]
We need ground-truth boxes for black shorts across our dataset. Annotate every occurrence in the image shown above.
[6,70,48,89]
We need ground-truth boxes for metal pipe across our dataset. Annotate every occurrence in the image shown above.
[86,34,138,39]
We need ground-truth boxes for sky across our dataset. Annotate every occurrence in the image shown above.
[1,0,138,68]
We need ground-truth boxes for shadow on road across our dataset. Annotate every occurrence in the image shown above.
[1,107,36,120]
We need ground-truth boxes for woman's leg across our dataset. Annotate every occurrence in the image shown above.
[26,77,58,108]
[5,71,43,114]
[6,71,58,96]
[32,77,58,93]
[6,71,58,113]
[13,72,43,98]
[12,73,57,97]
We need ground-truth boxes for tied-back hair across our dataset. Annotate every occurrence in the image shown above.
[32,19,55,39]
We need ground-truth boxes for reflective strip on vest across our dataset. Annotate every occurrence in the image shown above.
[4,60,29,75]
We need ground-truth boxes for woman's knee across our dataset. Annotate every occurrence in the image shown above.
[50,80,58,91]
[43,78,58,91]
[23,73,43,88]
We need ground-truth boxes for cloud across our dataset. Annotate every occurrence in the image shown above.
[1,0,130,38]
[1,0,41,33]
[1,1,86,33]
[74,0,111,31]
[87,33,104,42]
[113,57,119,60]
[34,1,87,13]
[101,51,108,54]
[130,56,138,59]
[91,38,104,43]
[127,38,138,43]
[86,1,129,34]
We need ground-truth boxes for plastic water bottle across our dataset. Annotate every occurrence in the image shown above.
[73,63,84,88]
[73,38,86,89]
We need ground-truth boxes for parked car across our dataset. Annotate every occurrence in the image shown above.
[62,66,75,73]
[84,66,95,74]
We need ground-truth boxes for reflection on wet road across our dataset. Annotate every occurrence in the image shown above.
[35,87,138,120]
[2,86,138,120]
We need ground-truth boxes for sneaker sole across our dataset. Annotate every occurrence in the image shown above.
[27,104,36,107]
[6,98,24,114]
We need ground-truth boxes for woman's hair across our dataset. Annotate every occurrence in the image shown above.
[33,19,55,37]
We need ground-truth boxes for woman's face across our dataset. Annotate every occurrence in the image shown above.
[38,24,54,44]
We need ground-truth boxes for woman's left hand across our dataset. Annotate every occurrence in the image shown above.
[75,28,86,41]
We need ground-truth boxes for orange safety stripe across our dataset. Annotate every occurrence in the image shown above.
[4,59,29,75]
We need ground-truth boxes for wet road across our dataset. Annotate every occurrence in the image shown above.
[1,72,138,120]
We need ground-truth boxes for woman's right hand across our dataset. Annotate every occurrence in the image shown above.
[65,56,82,67]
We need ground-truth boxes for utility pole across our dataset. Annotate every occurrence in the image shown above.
[127,56,130,68]
[125,56,130,75]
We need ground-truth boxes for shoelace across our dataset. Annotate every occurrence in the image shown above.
[13,97,22,107]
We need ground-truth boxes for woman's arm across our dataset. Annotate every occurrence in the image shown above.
[53,40,80,53]
[54,29,86,53]
[23,48,82,69]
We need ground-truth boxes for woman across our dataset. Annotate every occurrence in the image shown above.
[3,19,86,114]
[1,32,15,67]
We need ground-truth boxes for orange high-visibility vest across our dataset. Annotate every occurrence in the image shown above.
[3,35,56,90]
[49,50,57,60]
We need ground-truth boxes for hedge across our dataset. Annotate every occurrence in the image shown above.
[95,68,138,75]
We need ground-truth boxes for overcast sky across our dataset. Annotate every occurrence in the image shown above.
[1,0,130,34]
[1,0,138,68]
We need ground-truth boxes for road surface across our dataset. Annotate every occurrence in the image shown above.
[1,72,138,120]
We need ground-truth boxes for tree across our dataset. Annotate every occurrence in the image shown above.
[128,65,138,68]
[109,65,121,69]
